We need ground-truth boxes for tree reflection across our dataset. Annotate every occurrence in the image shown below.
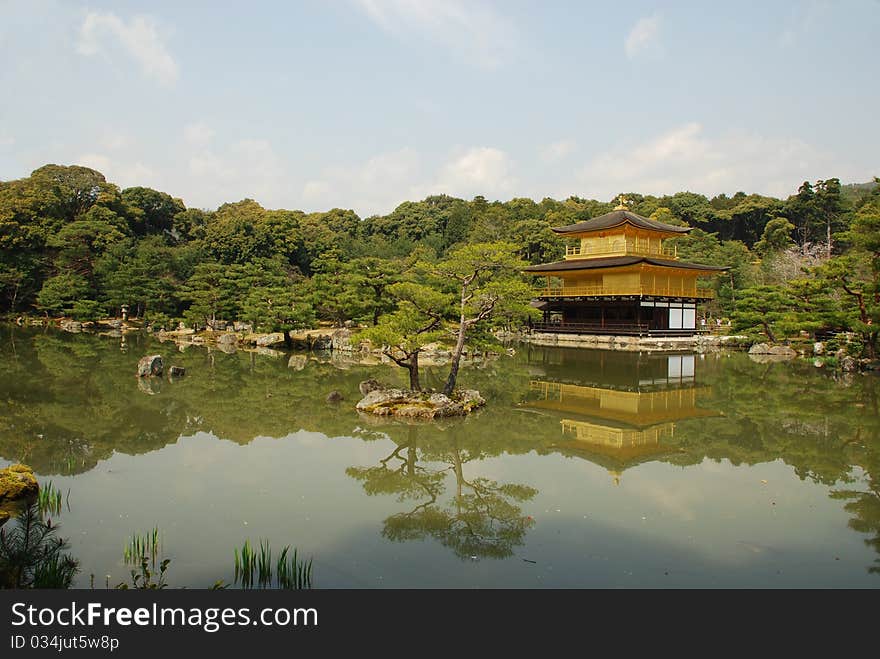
[348,426,537,560]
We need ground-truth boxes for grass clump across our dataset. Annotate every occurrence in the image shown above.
[234,539,312,589]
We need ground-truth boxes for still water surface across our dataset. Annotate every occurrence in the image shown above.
[1,328,878,587]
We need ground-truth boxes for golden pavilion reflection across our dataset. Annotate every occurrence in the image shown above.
[523,352,720,483]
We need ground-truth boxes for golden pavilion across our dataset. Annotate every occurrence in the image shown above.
[524,197,728,336]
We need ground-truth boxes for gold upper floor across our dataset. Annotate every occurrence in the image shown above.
[565,228,678,261]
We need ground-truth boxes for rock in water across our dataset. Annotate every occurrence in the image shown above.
[331,328,353,352]
[137,354,164,377]
[359,378,384,395]
[748,343,771,355]
[326,390,345,403]
[255,333,286,347]
[356,387,485,418]
[0,464,39,503]
[169,366,186,377]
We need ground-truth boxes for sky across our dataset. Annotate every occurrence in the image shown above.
[1,0,878,216]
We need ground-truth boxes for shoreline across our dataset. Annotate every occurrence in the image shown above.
[500,329,748,353]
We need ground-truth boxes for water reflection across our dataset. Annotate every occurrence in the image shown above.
[2,327,880,584]
[348,425,537,560]
[523,352,720,484]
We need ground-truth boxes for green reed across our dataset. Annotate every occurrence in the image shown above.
[37,481,64,517]
[234,539,312,589]
[123,527,161,568]
[233,539,255,588]
[277,546,312,590]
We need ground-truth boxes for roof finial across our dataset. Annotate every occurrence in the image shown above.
[608,469,622,486]
[614,194,629,211]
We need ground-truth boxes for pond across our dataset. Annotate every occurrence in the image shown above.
[1,327,878,588]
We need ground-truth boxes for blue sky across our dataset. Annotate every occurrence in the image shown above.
[1,0,878,215]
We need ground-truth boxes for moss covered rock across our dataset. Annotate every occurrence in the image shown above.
[0,464,39,503]
[356,388,485,419]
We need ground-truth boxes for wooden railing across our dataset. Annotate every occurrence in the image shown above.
[530,321,650,335]
[534,285,715,299]
[565,243,677,259]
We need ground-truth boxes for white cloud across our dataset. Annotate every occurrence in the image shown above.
[540,139,576,163]
[625,13,662,59]
[77,11,178,85]
[186,139,288,208]
[354,0,517,70]
[302,147,423,214]
[574,122,856,200]
[183,122,215,147]
[76,152,156,187]
[300,145,515,215]
[302,180,332,203]
[433,146,514,197]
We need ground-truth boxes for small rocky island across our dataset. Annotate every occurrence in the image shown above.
[0,464,39,527]
[355,379,485,419]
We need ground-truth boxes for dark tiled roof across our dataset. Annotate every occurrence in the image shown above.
[523,255,729,273]
[552,210,692,235]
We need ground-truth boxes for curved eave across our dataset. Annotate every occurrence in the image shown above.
[552,211,692,236]
[523,256,730,275]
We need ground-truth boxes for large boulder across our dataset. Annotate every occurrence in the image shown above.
[0,464,39,503]
[218,333,238,346]
[255,333,286,348]
[768,345,797,357]
[331,328,353,352]
[60,319,83,333]
[137,354,164,377]
[748,343,771,355]
[311,335,332,351]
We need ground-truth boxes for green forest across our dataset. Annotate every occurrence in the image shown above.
[1,164,878,357]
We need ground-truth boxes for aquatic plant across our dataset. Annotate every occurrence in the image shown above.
[123,527,161,568]
[233,539,255,588]
[36,481,65,517]
[234,539,312,589]
[116,557,170,590]
[276,545,312,590]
